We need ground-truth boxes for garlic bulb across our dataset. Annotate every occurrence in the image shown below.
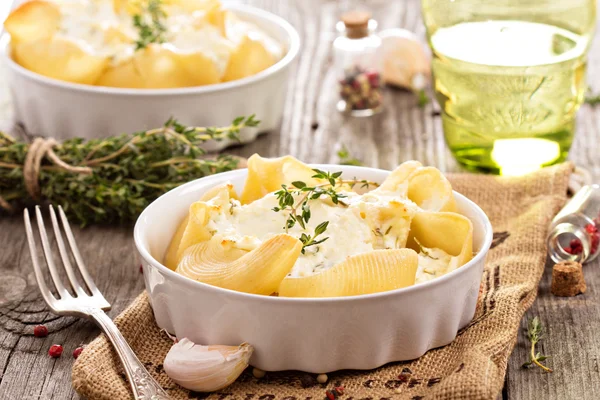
[379,29,431,90]
[164,338,254,392]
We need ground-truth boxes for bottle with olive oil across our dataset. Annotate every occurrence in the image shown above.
[422,0,596,175]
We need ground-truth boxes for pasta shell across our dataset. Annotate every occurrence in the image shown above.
[375,160,422,193]
[4,0,60,43]
[12,37,109,85]
[406,167,456,212]
[177,234,302,295]
[164,183,238,269]
[278,249,418,298]
[376,162,454,212]
[98,45,224,89]
[222,35,275,82]
[407,211,473,271]
[240,154,322,204]
[165,214,190,271]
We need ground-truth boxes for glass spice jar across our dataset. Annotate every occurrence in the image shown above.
[333,11,383,117]
[547,184,600,264]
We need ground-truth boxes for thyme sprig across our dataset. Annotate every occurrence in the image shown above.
[0,115,259,226]
[299,221,329,254]
[522,317,553,372]
[133,0,167,50]
[272,170,379,253]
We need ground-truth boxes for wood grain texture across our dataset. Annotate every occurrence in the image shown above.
[1,0,600,399]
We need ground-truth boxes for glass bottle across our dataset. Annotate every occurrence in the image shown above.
[421,0,596,175]
[333,11,383,117]
[547,185,600,264]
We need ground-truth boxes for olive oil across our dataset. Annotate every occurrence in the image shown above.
[429,20,591,175]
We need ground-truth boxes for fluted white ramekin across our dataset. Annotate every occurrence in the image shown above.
[134,165,493,373]
[0,5,300,151]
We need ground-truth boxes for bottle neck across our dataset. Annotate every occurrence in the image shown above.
[346,26,369,39]
[547,222,590,264]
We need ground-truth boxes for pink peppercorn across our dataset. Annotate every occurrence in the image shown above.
[73,347,84,359]
[48,344,63,358]
[33,325,48,338]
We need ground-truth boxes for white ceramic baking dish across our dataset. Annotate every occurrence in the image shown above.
[0,4,300,151]
[134,165,493,373]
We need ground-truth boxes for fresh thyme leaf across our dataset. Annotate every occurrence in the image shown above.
[522,317,553,372]
[337,145,364,166]
[385,225,392,235]
[292,181,306,189]
[417,89,430,108]
[133,0,167,51]
[0,115,259,226]
[314,221,329,236]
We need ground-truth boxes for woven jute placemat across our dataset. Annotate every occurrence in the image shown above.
[72,162,573,400]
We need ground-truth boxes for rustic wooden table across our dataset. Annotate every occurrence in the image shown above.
[1,0,600,399]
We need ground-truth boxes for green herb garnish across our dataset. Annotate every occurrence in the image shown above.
[272,170,379,252]
[414,237,438,259]
[299,221,329,254]
[133,0,167,50]
[521,317,553,372]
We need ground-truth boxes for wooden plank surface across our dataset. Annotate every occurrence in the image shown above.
[2,0,600,399]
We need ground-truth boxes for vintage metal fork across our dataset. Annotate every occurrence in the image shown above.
[24,205,170,400]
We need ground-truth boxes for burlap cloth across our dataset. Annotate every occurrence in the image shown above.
[72,163,574,400]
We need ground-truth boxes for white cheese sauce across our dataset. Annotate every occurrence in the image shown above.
[415,248,452,284]
[48,0,282,71]
[205,188,421,278]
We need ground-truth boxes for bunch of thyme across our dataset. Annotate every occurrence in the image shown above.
[133,0,167,50]
[0,115,259,226]
[272,169,378,253]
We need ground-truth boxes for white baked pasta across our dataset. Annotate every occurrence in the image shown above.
[165,155,473,297]
[4,0,283,87]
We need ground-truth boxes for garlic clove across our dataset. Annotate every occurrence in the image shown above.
[379,28,431,90]
[164,338,254,392]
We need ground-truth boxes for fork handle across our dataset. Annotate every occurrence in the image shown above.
[90,308,170,400]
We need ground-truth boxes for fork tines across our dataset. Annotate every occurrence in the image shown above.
[24,205,110,314]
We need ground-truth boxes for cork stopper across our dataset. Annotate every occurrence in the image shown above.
[551,260,587,297]
[341,10,371,39]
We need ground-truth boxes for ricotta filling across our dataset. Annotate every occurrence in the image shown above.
[203,189,451,279]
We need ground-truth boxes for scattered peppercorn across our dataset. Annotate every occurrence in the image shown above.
[311,121,320,130]
[33,325,48,338]
[316,373,328,384]
[334,386,344,395]
[139,264,143,274]
[73,346,84,359]
[325,390,335,400]
[48,344,63,358]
